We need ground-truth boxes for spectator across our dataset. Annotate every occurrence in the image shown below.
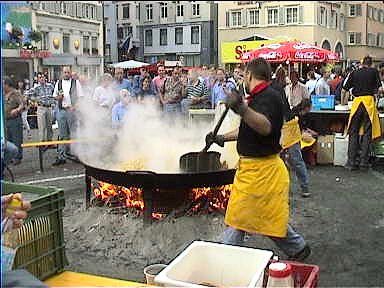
[315,68,331,95]
[181,69,210,115]
[16,80,31,137]
[52,66,83,166]
[285,70,309,109]
[211,67,236,108]
[133,67,147,96]
[160,66,185,115]
[3,77,24,165]
[113,68,132,93]
[305,71,318,95]
[271,66,291,121]
[29,73,55,145]
[136,76,156,103]
[1,140,19,177]
[329,67,343,95]
[152,64,167,99]
[93,73,115,109]
[112,89,132,128]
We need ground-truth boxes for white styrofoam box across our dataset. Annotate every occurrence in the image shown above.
[155,241,273,288]
[334,135,349,166]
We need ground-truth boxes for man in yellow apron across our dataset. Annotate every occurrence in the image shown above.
[206,58,310,261]
[342,56,382,171]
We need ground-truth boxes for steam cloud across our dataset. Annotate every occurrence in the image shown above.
[73,89,239,173]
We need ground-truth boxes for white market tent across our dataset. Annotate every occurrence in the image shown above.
[110,60,150,69]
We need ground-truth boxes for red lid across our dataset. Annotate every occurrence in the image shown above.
[268,262,292,278]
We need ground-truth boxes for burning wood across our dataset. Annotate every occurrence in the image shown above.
[91,180,232,220]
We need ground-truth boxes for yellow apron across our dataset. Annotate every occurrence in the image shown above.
[225,155,289,238]
[347,96,381,140]
[300,135,316,149]
[280,117,302,149]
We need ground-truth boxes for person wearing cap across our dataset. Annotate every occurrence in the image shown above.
[206,58,310,261]
[342,55,382,171]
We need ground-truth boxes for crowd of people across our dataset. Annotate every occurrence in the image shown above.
[2,58,384,173]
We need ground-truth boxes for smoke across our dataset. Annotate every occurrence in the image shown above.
[73,91,238,173]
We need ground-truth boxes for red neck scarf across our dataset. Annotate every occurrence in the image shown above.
[245,81,270,104]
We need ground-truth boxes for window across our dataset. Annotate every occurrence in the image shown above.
[123,4,129,19]
[145,30,152,46]
[231,11,242,27]
[116,5,118,20]
[380,10,384,23]
[61,2,66,15]
[63,34,70,53]
[83,36,90,54]
[348,32,361,45]
[319,7,326,26]
[191,26,199,44]
[177,4,184,17]
[122,26,132,38]
[85,5,89,18]
[41,31,48,50]
[378,33,384,47]
[192,2,200,16]
[249,9,259,25]
[373,8,379,21]
[160,29,167,46]
[90,5,95,19]
[92,37,98,55]
[368,6,373,19]
[368,33,376,46]
[41,2,46,10]
[160,2,168,18]
[146,4,153,20]
[267,8,278,25]
[105,44,111,56]
[349,4,362,17]
[175,27,183,45]
[286,7,298,24]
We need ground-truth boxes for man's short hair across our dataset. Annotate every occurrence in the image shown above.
[362,55,373,66]
[320,67,328,75]
[216,67,225,74]
[62,66,71,71]
[157,64,165,70]
[246,58,271,81]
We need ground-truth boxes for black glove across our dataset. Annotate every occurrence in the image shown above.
[205,132,225,147]
[224,87,248,116]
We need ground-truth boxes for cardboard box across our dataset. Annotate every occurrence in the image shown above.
[317,135,334,164]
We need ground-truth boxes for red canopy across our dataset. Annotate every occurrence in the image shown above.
[242,41,339,63]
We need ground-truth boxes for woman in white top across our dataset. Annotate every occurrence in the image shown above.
[93,73,114,109]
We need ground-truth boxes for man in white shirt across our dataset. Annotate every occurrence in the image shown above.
[52,66,83,166]
[285,70,310,108]
[315,68,331,95]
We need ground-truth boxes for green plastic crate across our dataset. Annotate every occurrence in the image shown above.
[373,139,384,156]
[2,181,67,280]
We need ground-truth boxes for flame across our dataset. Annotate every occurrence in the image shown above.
[92,180,232,219]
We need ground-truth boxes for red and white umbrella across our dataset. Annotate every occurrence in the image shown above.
[242,41,339,63]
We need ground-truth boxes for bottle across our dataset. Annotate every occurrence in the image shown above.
[266,262,294,288]
[1,198,22,271]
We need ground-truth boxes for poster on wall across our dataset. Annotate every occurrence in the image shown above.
[1,2,32,49]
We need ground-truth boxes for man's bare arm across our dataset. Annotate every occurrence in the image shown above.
[223,128,239,142]
[241,108,272,136]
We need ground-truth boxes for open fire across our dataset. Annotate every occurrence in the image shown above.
[92,180,232,220]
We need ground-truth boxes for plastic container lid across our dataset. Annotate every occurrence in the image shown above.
[268,262,292,278]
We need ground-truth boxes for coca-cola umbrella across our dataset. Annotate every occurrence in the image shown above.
[242,41,339,63]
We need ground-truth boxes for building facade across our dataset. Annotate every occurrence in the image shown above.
[138,1,218,66]
[218,1,384,65]
[30,1,104,80]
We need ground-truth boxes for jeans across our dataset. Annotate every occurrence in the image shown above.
[37,106,53,141]
[347,104,372,167]
[57,109,77,160]
[6,116,23,161]
[222,225,306,257]
[287,143,309,191]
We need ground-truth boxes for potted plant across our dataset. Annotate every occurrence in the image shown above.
[29,30,42,43]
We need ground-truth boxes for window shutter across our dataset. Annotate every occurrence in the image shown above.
[71,3,76,17]
[317,6,321,25]
[97,5,102,21]
[356,4,362,16]
[279,7,285,25]
[226,10,230,27]
[77,3,82,17]
[55,2,60,14]
[298,6,304,24]
[242,9,247,26]
[356,32,361,44]
[340,14,344,31]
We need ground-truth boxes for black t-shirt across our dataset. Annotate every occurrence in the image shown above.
[237,86,283,157]
[343,67,381,96]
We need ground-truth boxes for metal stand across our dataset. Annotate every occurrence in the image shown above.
[38,147,44,172]
[143,188,154,225]
[85,171,91,209]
